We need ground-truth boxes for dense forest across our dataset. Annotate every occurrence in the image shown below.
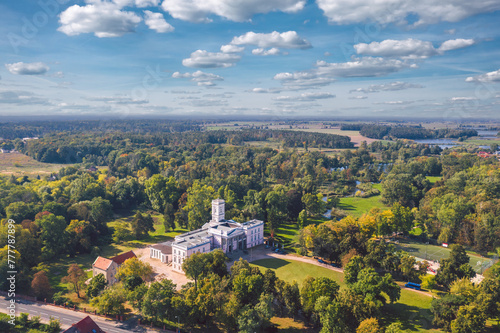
[0,120,202,140]
[0,121,499,333]
[358,124,478,140]
[12,129,353,164]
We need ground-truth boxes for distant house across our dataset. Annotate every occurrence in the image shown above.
[92,250,136,285]
[88,166,98,172]
[63,315,104,333]
[150,241,172,263]
[478,151,492,158]
[92,256,118,285]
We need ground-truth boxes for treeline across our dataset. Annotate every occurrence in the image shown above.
[16,129,353,164]
[0,119,202,140]
[359,124,478,140]
[340,123,369,131]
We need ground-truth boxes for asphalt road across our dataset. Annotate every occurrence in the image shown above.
[0,297,144,332]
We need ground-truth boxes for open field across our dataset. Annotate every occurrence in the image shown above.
[288,127,379,147]
[426,176,442,185]
[462,138,500,146]
[270,317,317,333]
[107,212,187,247]
[337,193,389,218]
[205,121,380,147]
[394,240,494,273]
[251,258,346,288]
[0,151,69,177]
[382,289,438,332]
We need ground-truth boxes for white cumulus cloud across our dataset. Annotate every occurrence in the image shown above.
[252,48,281,56]
[182,50,241,68]
[135,0,159,7]
[144,10,174,32]
[354,39,438,59]
[230,31,311,49]
[172,70,224,86]
[274,92,335,101]
[438,38,475,52]
[350,81,423,93]
[355,38,476,59]
[249,88,282,93]
[466,69,500,83]
[316,0,500,26]
[5,62,49,75]
[274,57,413,89]
[58,1,141,37]
[450,97,477,101]
[220,44,245,53]
[161,0,305,23]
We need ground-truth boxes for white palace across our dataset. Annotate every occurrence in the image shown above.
[150,199,264,273]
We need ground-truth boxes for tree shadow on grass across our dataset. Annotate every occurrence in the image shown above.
[381,302,434,332]
[252,258,291,270]
[337,202,356,211]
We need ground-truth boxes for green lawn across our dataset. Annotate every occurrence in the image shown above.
[251,258,346,288]
[426,176,442,185]
[272,216,329,250]
[383,290,438,333]
[394,240,493,273]
[251,258,438,332]
[337,194,390,218]
[107,213,187,247]
[462,138,500,146]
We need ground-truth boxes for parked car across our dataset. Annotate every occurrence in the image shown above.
[330,263,340,268]
[318,259,325,264]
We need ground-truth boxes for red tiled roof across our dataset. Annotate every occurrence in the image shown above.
[92,256,113,270]
[63,315,103,333]
[111,250,136,265]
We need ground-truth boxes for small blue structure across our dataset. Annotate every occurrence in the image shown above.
[405,282,421,290]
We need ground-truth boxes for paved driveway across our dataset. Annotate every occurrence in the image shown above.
[134,248,190,290]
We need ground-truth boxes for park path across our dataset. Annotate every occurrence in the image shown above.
[237,246,434,298]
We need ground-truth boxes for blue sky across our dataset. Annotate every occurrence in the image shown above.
[1,0,499,119]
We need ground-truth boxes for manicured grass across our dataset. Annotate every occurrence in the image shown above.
[272,217,328,250]
[270,317,317,333]
[250,258,346,288]
[426,176,442,185]
[337,194,390,218]
[107,212,187,247]
[394,240,492,273]
[0,151,70,177]
[382,290,438,332]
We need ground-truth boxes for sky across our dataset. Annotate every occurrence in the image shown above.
[1,0,500,120]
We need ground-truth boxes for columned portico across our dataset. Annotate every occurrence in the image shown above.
[170,199,264,273]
